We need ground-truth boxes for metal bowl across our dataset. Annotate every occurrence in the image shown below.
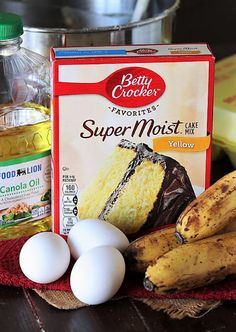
[0,0,180,58]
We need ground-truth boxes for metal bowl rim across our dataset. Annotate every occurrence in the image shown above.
[23,0,180,34]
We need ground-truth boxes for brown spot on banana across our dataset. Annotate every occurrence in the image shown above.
[221,184,229,193]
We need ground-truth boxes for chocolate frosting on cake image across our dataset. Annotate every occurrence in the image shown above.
[78,139,196,235]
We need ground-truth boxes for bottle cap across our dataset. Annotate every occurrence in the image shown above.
[0,12,23,40]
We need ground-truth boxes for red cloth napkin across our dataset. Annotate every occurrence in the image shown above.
[1,235,236,300]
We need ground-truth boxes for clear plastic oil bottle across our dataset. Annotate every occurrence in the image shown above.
[0,12,51,239]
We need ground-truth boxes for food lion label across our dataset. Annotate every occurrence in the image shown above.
[51,44,214,235]
[0,151,51,228]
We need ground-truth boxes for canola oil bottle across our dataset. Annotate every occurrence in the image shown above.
[0,12,51,239]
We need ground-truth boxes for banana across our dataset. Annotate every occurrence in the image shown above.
[220,218,236,233]
[124,226,179,273]
[144,231,236,294]
[175,170,236,244]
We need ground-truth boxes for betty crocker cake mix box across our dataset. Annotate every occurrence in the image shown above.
[51,44,214,237]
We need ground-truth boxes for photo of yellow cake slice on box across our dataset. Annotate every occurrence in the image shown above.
[78,139,195,235]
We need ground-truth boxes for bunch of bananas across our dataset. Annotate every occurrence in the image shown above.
[124,170,236,294]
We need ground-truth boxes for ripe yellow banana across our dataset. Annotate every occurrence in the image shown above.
[144,231,236,294]
[221,219,236,233]
[124,226,179,273]
[175,170,236,244]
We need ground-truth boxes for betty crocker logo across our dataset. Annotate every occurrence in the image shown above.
[55,67,165,108]
[129,48,158,54]
[106,67,166,107]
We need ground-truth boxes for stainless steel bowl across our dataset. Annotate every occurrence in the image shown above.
[0,0,180,58]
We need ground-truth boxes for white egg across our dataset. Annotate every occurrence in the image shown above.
[70,246,125,305]
[67,219,129,259]
[19,232,71,284]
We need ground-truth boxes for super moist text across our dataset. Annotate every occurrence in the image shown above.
[80,119,183,142]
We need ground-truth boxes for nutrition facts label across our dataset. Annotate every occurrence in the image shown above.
[32,204,51,218]
[62,182,78,233]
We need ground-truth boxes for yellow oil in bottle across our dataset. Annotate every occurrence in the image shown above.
[0,103,51,240]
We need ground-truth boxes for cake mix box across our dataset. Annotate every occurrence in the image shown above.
[51,44,214,237]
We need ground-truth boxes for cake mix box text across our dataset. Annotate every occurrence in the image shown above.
[51,44,214,237]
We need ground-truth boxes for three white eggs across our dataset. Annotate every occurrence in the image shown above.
[19,219,129,305]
